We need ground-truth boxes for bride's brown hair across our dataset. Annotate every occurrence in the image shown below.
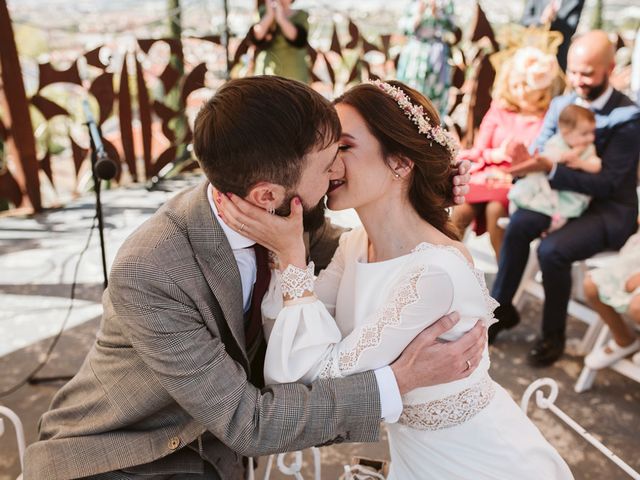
[334,81,459,240]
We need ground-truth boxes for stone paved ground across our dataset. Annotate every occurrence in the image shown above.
[1,175,639,480]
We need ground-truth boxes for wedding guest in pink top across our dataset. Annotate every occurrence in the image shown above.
[451,47,560,260]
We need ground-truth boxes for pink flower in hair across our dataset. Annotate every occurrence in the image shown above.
[511,47,559,91]
[369,80,459,159]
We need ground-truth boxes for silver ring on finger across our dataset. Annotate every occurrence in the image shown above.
[240,223,246,232]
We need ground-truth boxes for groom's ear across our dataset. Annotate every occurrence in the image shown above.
[245,182,287,209]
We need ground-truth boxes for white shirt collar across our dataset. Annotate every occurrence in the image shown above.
[207,185,255,250]
[575,85,613,111]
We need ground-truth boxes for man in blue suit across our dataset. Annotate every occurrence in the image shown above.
[489,30,640,366]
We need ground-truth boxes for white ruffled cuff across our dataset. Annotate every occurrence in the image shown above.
[281,262,315,303]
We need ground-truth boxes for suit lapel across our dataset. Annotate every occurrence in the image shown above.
[186,181,248,366]
[598,89,621,116]
[593,90,623,153]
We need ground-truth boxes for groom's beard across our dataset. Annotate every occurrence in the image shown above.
[276,194,327,232]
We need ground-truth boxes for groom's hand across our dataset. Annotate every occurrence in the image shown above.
[390,313,486,395]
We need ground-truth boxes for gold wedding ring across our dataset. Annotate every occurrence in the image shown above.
[240,223,246,232]
[465,359,471,371]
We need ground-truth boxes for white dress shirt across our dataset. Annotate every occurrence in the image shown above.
[208,186,257,313]
[207,185,402,422]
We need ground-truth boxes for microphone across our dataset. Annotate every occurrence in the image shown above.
[83,99,117,180]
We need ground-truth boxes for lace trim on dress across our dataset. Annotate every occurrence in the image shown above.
[412,243,499,327]
[336,266,426,375]
[318,355,341,379]
[398,375,496,430]
[281,262,315,302]
[317,242,498,379]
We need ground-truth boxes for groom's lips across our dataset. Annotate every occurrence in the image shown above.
[328,180,345,193]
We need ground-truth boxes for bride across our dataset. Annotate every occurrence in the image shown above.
[217,80,573,479]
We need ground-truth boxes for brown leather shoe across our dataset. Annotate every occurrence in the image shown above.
[527,335,565,367]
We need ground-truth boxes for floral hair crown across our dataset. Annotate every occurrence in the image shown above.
[369,79,459,158]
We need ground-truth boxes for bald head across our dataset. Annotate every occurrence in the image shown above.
[569,31,615,66]
[566,30,615,101]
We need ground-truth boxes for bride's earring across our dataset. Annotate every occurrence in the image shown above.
[393,171,401,179]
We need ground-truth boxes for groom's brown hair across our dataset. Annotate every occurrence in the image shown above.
[193,76,341,196]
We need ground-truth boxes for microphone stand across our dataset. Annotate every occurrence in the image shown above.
[27,103,114,385]
[82,98,117,289]
[87,121,109,290]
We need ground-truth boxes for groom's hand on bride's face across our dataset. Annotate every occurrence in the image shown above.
[390,313,486,395]
[449,160,471,206]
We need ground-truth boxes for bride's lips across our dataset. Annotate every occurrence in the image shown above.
[328,179,345,194]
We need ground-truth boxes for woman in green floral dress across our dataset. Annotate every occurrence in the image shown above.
[396,0,457,119]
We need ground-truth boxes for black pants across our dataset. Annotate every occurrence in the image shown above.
[491,208,608,337]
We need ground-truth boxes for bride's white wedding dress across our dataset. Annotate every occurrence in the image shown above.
[262,227,573,479]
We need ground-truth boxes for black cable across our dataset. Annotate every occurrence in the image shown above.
[0,215,98,398]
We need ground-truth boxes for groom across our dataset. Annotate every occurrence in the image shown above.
[24,76,483,480]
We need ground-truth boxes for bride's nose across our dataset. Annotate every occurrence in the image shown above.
[329,154,345,179]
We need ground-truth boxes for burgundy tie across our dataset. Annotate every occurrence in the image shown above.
[245,244,270,352]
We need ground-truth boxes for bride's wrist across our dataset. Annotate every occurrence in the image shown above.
[276,245,307,271]
[278,256,307,271]
[280,262,316,304]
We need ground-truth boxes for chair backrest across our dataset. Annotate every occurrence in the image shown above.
[0,406,25,479]
[522,378,640,478]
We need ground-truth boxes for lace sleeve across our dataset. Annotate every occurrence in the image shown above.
[263,259,454,385]
[262,234,346,325]
[316,265,454,379]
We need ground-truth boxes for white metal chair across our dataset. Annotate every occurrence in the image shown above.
[248,448,322,480]
[509,185,640,385]
[522,378,640,479]
[575,322,640,393]
[497,217,608,356]
[0,406,25,480]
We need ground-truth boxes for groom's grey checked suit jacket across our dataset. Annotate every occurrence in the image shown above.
[23,181,381,479]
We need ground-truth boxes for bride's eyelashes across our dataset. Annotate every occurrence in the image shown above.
[338,144,351,151]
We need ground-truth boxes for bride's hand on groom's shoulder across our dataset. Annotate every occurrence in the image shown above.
[216,192,307,269]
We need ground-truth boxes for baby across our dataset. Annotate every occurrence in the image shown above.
[509,104,601,231]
